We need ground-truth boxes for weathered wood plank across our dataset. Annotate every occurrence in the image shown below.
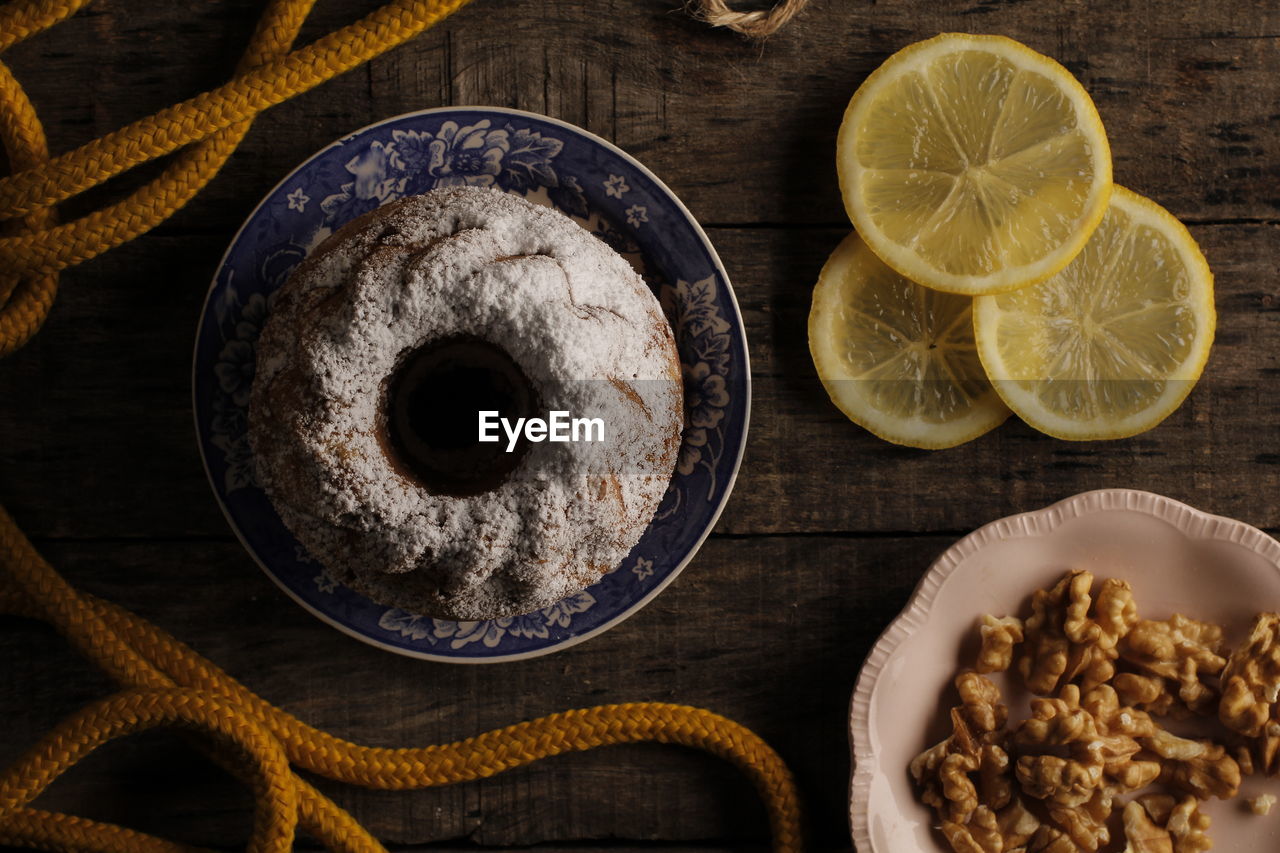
[0,534,933,847]
[4,0,1280,231]
[0,223,1275,539]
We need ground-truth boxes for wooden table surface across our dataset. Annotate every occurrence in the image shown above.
[2,0,1279,850]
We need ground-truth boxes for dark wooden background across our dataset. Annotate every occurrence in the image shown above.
[2,0,1279,850]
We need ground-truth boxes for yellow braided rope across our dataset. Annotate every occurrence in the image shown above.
[0,0,473,352]
[0,58,57,355]
[0,690,301,853]
[0,508,803,851]
[0,0,320,281]
[0,0,94,52]
[0,3,807,851]
[0,0,474,223]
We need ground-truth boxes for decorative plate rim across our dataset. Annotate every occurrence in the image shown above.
[190,105,752,664]
[846,488,1280,850]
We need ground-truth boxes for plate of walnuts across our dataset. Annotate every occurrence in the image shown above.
[850,489,1280,852]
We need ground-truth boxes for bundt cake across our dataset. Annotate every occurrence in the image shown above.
[249,186,683,621]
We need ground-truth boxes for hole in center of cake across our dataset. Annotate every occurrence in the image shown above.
[384,335,538,496]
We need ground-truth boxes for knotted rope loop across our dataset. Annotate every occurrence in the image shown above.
[689,0,810,39]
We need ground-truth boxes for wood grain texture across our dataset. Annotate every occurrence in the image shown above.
[1,0,1279,849]
[8,0,1280,230]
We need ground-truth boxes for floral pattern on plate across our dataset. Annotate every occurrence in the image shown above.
[194,107,749,662]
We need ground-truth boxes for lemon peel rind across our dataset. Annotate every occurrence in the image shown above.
[973,185,1216,441]
[809,233,1012,450]
[837,32,1113,296]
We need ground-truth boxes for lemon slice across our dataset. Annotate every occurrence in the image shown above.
[809,232,1011,449]
[837,33,1112,295]
[973,186,1215,440]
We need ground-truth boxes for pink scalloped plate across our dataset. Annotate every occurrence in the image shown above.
[849,489,1280,852]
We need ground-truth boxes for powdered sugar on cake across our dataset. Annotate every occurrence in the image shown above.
[249,187,683,620]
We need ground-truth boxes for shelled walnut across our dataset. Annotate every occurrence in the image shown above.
[1044,785,1121,851]
[1141,728,1241,799]
[1118,614,1227,716]
[976,615,1024,674]
[940,800,1042,853]
[1017,572,1138,695]
[1122,800,1173,853]
[1122,795,1212,853]
[1219,613,1280,773]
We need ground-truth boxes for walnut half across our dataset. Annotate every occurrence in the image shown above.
[1141,727,1241,800]
[1122,795,1211,853]
[1119,614,1227,717]
[976,615,1024,674]
[1219,612,1280,774]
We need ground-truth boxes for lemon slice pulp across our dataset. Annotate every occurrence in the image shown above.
[973,186,1215,440]
[809,232,1011,449]
[838,33,1112,295]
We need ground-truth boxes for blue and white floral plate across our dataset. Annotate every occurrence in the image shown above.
[193,107,750,663]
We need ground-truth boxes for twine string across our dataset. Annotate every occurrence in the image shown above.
[690,0,811,39]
